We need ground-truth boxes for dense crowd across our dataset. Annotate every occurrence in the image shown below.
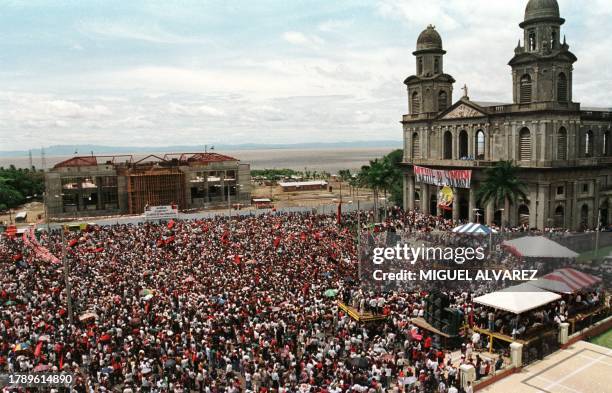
[0,209,603,392]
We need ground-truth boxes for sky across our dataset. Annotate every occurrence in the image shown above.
[0,0,611,151]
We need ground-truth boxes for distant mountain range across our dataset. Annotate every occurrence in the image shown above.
[0,140,403,157]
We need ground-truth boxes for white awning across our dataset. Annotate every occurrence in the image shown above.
[278,180,328,187]
[502,236,578,258]
[473,283,561,314]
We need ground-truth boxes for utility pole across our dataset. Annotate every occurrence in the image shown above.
[61,228,74,325]
[227,181,231,217]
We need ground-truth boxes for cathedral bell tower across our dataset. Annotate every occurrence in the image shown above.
[404,25,455,116]
[509,0,577,105]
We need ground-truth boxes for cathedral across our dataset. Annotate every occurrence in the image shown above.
[401,0,612,230]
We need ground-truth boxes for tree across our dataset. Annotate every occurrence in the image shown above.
[476,160,527,226]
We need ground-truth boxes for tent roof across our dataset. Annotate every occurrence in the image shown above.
[473,283,561,314]
[502,236,578,258]
[532,268,602,294]
[452,223,497,234]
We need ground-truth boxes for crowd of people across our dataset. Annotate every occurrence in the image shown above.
[0,208,604,392]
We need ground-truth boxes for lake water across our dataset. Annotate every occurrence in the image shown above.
[0,147,400,173]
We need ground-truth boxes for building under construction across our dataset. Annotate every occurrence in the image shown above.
[45,152,250,218]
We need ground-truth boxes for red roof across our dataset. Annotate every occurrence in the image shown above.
[53,156,98,168]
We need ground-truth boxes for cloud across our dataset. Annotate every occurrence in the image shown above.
[168,103,226,117]
[317,19,354,32]
[78,20,208,44]
[282,31,324,48]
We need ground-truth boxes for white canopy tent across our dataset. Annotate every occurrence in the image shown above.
[502,236,578,258]
[473,283,561,314]
[532,268,602,294]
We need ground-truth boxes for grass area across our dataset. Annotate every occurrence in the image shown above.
[577,245,612,262]
[591,329,612,349]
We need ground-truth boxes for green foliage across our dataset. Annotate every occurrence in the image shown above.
[476,160,527,207]
[251,168,331,181]
[356,149,404,207]
[0,166,44,209]
[251,168,301,180]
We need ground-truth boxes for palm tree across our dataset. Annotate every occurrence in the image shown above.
[476,160,527,227]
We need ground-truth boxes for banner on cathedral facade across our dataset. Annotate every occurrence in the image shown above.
[413,165,472,189]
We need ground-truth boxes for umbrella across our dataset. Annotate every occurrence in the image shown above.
[99,334,112,342]
[139,289,154,297]
[4,300,16,306]
[13,343,31,353]
[34,364,51,372]
[101,367,113,374]
[164,359,176,368]
[141,367,151,374]
[143,294,154,301]
[348,357,369,369]
[79,312,99,322]
[324,289,338,298]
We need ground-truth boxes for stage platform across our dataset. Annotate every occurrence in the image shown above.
[337,301,387,322]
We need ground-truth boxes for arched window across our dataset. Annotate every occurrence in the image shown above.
[580,204,589,229]
[519,127,531,161]
[518,205,530,226]
[411,132,420,159]
[443,131,453,159]
[412,91,420,114]
[458,130,469,158]
[551,30,557,49]
[554,205,564,228]
[520,74,532,104]
[438,91,448,111]
[417,58,423,75]
[557,127,567,160]
[475,130,485,160]
[528,29,536,51]
[585,130,594,157]
[434,57,440,74]
[603,131,610,156]
[557,73,568,102]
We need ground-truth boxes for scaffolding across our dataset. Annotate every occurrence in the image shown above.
[125,167,186,214]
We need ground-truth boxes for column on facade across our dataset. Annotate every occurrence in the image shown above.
[511,123,518,161]
[452,188,460,222]
[436,186,443,216]
[452,127,459,160]
[536,183,551,229]
[468,187,476,222]
[421,183,430,215]
[468,125,475,159]
[485,200,494,226]
[406,175,415,211]
[529,184,538,229]
[532,121,539,162]
[484,124,491,161]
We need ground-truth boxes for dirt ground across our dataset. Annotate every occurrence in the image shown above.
[251,180,373,208]
[0,181,374,227]
[0,201,45,227]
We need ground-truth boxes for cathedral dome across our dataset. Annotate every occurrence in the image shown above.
[416,25,443,51]
[524,0,560,22]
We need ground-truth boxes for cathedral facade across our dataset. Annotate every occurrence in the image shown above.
[401,0,612,230]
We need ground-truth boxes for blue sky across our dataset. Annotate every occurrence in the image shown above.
[0,0,610,150]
